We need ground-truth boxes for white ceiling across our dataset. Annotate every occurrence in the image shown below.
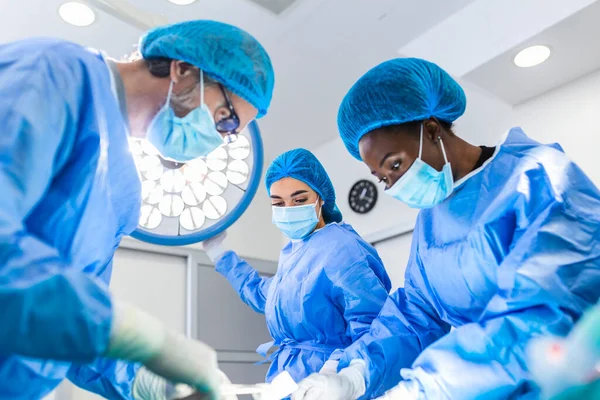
[1,0,599,160]
[464,0,600,105]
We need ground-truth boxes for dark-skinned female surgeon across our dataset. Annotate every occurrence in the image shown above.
[293,58,600,400]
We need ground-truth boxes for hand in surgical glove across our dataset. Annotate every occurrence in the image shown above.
[320,359,340,375]
[106,301,220,398]
[292,360,366,400]
[202,232,228,262]
[134,368,238,400]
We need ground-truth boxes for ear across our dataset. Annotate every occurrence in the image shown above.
[169,60,197,84]
[424,118,442,143]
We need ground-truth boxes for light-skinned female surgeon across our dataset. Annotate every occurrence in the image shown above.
[0,19,274,400]
[293,58,600,400]
[202,148,392,390]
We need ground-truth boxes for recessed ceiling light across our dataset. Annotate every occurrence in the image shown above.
[168,0,197,5]
[58,2,96,27]
[513,45,551,68]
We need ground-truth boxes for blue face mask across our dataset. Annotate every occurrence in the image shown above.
[385,124,454,209]
[147,73,224,162]
[272,199,323,240]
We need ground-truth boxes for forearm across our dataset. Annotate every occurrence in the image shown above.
[0,234,113,361]
[215,251,271,313]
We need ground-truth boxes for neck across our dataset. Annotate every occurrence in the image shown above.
[116,60,169,138]
[445,135,482,182]
[315,217,327,230]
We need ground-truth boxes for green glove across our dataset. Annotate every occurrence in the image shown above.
[550,379,600,400]
[528,303,600,399]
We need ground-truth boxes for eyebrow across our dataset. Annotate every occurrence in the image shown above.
[270,190,309,200]
[291,190,309,197]
[379,152,395,168]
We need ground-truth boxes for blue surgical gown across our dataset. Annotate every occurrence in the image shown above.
[215,222,392,384]
[0,38,141,399]
[338,128,600,399]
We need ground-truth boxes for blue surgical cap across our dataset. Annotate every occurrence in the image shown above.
[265,149,343,224]
[338,58,466,160]
[140,20,275,117]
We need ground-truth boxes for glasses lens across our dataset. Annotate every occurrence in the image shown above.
[216,116,240,133]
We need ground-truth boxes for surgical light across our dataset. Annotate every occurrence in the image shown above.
[58,2,96,27]
[129,123,263,246]
[514,45,551,68]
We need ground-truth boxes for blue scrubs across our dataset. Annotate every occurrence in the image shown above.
[339,128,600,399]
[215,222,392,384]
[0,38,141,399]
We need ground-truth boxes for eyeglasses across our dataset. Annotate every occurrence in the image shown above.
[214,84,240,144]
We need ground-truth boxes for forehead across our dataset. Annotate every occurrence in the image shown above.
[230,92,258,119]
[358,125,418,162]
[270,177,315,195]
[358,129,397,162]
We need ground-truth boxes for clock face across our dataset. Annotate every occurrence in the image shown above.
[349,180,378,214]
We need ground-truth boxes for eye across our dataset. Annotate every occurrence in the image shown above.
[214,106,232,121]
[294,197,308,204]
[378,177,388,184]
[391,161,401,171]
[272,201,284,207]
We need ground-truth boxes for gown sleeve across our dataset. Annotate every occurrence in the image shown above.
[215,250,273,313]
[330,254,391,344]
[0,47,114,361]
[67,359,141,399]
[398,158,600,399]
[337,226,451,399]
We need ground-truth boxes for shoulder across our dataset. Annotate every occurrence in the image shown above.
[8,39,107,87]
[312,223,391,288]
[314,223,370,251]
[2,38,98,67]
[490,127,600,219]
[311,223,380,267]
[0,39,101,118]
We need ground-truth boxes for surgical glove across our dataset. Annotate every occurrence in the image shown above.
[320,359,340,375]
[133,367,194,400]
[203,232,228,262]
[134,368,238,400]
[292,360,366,400]
[106,301,220,397]
[250,387,269,400]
